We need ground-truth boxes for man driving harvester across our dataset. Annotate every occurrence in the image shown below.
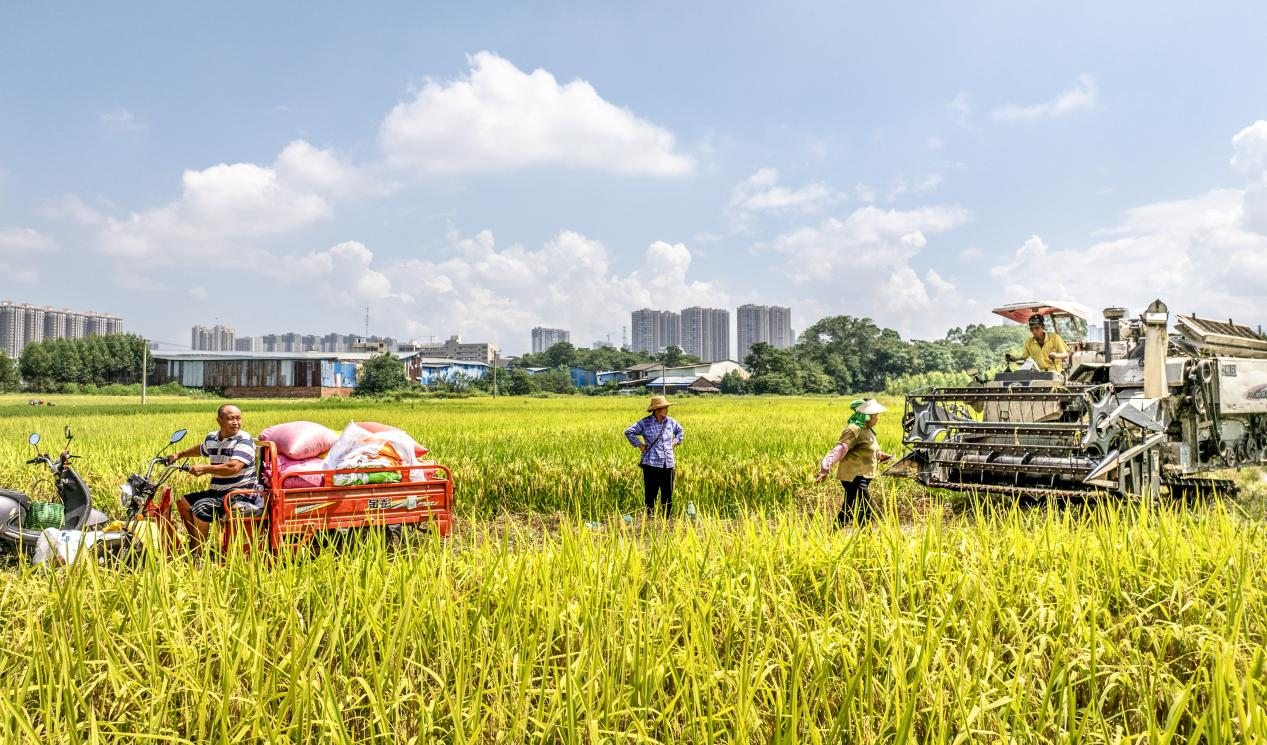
[1005,314,1070,372]
[164,404,255,553]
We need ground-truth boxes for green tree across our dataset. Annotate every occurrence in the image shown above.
[0,351,19,392]
[504,368,539,396]
[535,367,575,394]
[654,345,699,367]
[542,341,578,369]
[719,369,748,394]
[354,353,411,396]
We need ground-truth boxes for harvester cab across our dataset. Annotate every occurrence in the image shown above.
[896,299,1267,500]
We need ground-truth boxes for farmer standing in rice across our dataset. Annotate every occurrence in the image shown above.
[624,395,685,517]
[816,398,894,526]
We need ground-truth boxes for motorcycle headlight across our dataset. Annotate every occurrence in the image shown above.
[120,482,134,498]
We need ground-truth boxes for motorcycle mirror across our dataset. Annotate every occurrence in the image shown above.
[170,429,187,444]
[28,433,40,446]
[64,426,73,441]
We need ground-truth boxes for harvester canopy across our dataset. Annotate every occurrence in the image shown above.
[992,300,1092,342]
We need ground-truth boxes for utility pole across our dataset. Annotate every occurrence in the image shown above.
[141,338,147,406]
[364,306,370,339]
[492,350,498,398]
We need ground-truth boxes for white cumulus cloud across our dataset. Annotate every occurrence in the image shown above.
[0,227,53,284]
[380,52,695,176]
[724,168,845,230]
[386,230,727,350]
[0,226,58,253]
[991,74,1097,123]
[992,123,1267,322]
[91,140,377,259]
[295,240,409,309]
[1231,120,1267,178]
[763,205,973,335]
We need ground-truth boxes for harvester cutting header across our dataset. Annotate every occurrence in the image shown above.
[893,299,1267,499]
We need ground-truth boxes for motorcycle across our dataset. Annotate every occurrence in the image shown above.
[111,428,192,560]
[0,427,110,560]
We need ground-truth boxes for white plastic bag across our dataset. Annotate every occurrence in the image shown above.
[322,422,419,472]
[32,528,102,565]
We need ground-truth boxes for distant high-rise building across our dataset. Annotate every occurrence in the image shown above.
[22,306,45,349]
[768,305,793,348]
[405,334,497,363]
[234,336,264,353]
[631,309,681,354]
[1,301,123,359]
[681,307,730,362]
[737,304,793,360]
[0,302,24,359]
[191,324,235,351]
[531,327,570,353]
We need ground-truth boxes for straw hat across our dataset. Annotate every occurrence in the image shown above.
[646,395,675,412]
[851,398,886,415]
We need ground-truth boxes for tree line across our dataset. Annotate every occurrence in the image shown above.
[0,316,1029,397]
[725,316,1027,395]
[420,315,1027,396]
[11,335,152,392]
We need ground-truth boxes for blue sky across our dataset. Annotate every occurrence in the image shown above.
[2,2,1265,354]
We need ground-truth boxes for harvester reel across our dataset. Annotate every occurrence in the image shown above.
[1081,392,1119,456]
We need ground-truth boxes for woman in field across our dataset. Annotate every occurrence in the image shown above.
[815,398,893,526]
[624,395,685,518]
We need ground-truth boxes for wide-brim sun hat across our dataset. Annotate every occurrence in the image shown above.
[853,398,886,415]
[646,395,675,412]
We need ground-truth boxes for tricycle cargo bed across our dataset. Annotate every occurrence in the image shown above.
[224,440,454,554]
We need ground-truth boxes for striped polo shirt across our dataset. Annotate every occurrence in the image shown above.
[200,430,256,492]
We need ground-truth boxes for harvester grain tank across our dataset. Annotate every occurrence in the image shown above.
[893,299,1267,498]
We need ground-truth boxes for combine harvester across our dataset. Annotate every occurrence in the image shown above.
[893,299,1267,499]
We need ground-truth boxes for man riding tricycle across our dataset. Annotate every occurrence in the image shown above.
[4,404,453,564]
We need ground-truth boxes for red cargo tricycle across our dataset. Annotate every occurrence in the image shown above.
[220,440,454,555]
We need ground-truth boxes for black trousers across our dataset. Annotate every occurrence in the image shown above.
[641,464,675,517]
[836,476,873,525]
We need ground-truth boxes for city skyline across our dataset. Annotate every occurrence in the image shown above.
[1,300,124,359]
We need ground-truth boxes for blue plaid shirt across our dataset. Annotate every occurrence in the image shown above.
[625,415,684,468]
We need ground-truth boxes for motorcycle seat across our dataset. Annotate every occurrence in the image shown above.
[0,488,31,510]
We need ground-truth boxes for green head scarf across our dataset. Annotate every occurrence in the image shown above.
[847,399,870,428]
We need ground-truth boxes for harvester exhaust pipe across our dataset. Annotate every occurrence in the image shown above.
[1102,307,1126,364]
[1142,299,1169,398]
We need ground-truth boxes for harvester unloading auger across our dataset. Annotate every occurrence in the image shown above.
[891,299,1267,499]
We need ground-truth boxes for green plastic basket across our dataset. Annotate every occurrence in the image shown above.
[23,502,64,531]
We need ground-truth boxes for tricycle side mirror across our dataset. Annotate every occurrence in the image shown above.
[64,426,73,441]
[170,429,187,445]
[28,433,40,446]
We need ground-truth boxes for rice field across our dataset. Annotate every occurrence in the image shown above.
[2,394,1266,742]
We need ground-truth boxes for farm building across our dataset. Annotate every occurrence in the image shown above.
[567,368,628,388]
[597,370,627,385]
[643,376,722,395]
[622,360,748,389]
[151,351,374,397]
[400,355,489,385]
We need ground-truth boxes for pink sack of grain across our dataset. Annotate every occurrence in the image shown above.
[259,421,339,460]
[277,453,325,489]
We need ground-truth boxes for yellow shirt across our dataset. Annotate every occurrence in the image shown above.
[1019,332,1069,371]
[835,424,881,481]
